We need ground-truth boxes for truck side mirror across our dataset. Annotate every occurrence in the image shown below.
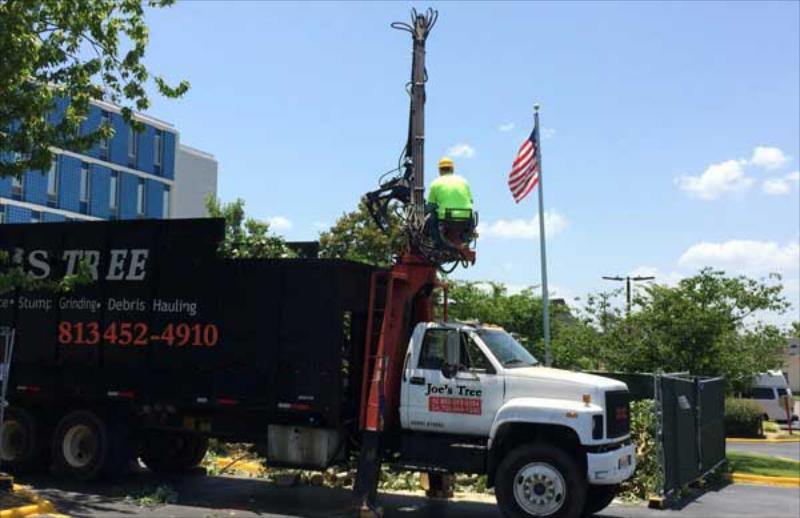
[441,331,459,379]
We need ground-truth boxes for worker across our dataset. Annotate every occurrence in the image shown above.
[427,157,475,248]
[427,157,473,220]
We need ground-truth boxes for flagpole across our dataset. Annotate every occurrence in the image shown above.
[534,104,552,367]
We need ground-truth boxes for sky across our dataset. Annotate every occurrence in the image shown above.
[141,1,799,322]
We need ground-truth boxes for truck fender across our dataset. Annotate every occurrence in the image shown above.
[485,397,600,487]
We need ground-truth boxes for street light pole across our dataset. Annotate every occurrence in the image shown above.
[602,275,656,315]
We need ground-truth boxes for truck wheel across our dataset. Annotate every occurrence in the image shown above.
[0,408,48,473]
[51,410,131,480]
[141,431,207,473]
[582,484,619,516]
[496,443,586,518]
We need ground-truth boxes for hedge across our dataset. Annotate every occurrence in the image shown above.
[724,398,764,438]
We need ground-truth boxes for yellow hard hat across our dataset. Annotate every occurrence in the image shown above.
[438,156,454,172]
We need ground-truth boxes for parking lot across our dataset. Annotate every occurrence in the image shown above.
[14,471,799,518]
[727,440,800,462]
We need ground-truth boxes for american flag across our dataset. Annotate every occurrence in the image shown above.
[507,124,540,203]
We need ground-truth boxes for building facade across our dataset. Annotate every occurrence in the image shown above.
[174,144,218,219]
[0,99,216,224]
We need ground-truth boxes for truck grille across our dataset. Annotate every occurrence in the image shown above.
[605,390,631,438]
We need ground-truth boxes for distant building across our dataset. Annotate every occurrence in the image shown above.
[0,99,216,223]
[173,144,218,218]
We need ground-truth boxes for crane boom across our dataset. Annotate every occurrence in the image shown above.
[408,12,429,223]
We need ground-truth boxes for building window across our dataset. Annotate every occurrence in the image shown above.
[128,128,138,167]
[31,210,41,223]
[47,157,59,207]
[11,174,23,200]
[79,162,90,214]
[109,171,119,218]
[136,178,145,217]
[99,110,111,161]
[0,205,5,224]
[162,187,170,218]
[154,130,163,174]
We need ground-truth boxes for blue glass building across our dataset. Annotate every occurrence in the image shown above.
[0,99,214,224]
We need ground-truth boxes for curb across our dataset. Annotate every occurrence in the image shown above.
[727,472,800,488]
[0,485,66,518]
[726,438,800,444]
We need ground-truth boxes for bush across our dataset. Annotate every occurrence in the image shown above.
[724,398,764,438]
[619,400,661,500]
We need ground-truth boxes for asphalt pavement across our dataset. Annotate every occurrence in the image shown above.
[726,440,800,462]
[13,471,800,518]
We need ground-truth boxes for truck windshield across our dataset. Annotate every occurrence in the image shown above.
[475,329,538,368]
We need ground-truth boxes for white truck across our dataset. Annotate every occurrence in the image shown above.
[391,322,637,517]
[744,371,797,422]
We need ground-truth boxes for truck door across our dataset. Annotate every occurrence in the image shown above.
[402,327,502,436]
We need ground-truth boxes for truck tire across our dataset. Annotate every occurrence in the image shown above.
[0,407,48,473]
[582,484,619,516]
[141,431,207,473]
[496,443,586,518]
[51,410,132,481]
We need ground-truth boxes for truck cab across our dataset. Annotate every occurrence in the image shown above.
[397,322,636,517]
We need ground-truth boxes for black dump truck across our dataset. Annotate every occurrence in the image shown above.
[0,218,375,479]
[0,219,635,518]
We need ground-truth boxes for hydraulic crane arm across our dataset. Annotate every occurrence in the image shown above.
[364,9,450,260]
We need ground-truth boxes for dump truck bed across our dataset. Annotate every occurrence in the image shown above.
[0,219,377,436]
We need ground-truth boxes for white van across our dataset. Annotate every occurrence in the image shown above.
[744,371,798,422]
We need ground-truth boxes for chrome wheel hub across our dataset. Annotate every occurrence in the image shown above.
[513,461,566,516]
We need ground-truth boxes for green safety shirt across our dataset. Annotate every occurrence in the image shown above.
[427,174,473,220]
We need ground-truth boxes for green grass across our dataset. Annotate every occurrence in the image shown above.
[728,452,800,479]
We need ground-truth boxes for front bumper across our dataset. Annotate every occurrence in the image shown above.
[586,442,636,485]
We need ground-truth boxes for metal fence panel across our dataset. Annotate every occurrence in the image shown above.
[699,378,726,473]
[661,376,700,492]
[586,371,727,496]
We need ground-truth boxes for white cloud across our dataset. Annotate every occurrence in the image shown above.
[542,127,556,139]
[628,266,683,287]
[498,122,515,132]
[678,240,800,275]
[762,178,791,195]
[761,171,800,196]
[675,147,793,200]
[266,216,292,231]
[446,143,476,159]
[477,210,568,240]
[674,159,754,200]
[749,146,790,170]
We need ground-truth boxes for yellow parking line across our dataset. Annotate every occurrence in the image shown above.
[0,485,65,518]
[727,472,800,487]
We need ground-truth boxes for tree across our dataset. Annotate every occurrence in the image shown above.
[446,280,582,365]
[0,0,188,178]
[206,196,295,259]
[576,268,790,391]
[318,200,404,267]
[0,250,92,296]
